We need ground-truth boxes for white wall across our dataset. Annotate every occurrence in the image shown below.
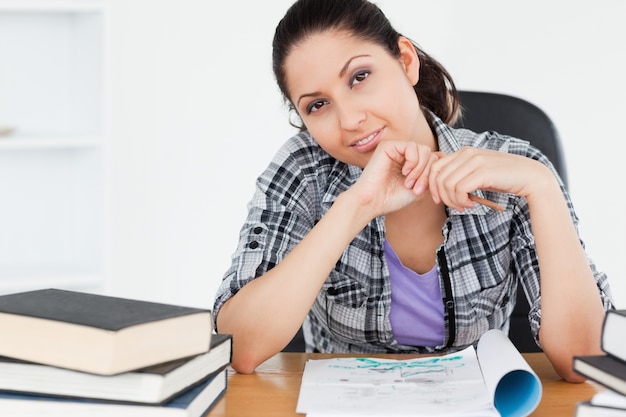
[107,0,625,309]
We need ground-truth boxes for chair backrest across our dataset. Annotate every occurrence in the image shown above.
[456,90,568,352]
[284,91,566,353]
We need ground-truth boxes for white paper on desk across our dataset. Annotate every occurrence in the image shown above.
[296,346,498,416]
[477,329,542,417]
[296,330,541,417]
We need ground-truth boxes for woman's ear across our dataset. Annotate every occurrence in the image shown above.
[398,36,420,86]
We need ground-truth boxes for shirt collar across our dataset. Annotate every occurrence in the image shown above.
[431,112,463,155]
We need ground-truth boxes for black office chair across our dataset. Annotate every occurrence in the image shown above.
[456,90,568,353]
[283,326,306,352]
[283,91,566,353]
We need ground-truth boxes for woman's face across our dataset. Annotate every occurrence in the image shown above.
[285,31,426,168]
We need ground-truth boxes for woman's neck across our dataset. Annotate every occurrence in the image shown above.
[384,197,447,274]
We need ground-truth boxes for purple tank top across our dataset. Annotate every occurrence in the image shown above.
[384,240,445,347]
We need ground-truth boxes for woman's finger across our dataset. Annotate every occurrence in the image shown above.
[401,144,435,191]
[408,152,438,195]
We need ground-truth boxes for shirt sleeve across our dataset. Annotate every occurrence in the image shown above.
[212,136,320,331]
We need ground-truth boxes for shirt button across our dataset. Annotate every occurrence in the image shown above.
[253,226,263,234]
[249,241,259,249]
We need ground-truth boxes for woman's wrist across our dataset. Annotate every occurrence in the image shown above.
[335,187,381,230]
[521,162,562,206]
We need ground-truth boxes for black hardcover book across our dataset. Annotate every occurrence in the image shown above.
[575,401,626,417]
[575,390,626,416]
[0,334,232,404]
[0,289,212,375]
[573,354,626,396]
[0,368,228,417]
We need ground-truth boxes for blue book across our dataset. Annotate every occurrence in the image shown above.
[0,368,227,416]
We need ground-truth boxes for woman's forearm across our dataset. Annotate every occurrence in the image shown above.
[525,166,606,382]
[216,190,376,374]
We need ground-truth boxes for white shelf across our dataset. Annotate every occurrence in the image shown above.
[0,0,103,13]
[0,9,104,137]
[0,2,108,294]
[0,135,103,150]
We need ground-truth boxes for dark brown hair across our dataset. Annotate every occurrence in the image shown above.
[272,0,461,130]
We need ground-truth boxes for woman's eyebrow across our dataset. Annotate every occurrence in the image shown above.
[296,91,321,107]
[339,54,370,77]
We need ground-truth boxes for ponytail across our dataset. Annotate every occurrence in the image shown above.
[411,42,461,125]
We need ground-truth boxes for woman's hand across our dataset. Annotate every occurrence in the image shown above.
[351,140,438,216]
[429,147,553,211]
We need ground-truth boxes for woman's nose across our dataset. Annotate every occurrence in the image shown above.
[337,102,366,131]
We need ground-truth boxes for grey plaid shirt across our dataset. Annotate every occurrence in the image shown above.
[213,115,613,354]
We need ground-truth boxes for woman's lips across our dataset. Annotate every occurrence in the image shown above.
[351,128,383,153]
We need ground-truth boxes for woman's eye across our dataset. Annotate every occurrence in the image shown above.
[350,70,370,87]
[306,99,329,114]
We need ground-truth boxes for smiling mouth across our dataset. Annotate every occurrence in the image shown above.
[354,133,376,146]
[353,132,377,147]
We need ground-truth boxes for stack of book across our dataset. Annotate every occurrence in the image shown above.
[0,288,232,416]
[573,309,626,416]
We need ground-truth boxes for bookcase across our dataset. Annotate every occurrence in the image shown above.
[0,0,108,294]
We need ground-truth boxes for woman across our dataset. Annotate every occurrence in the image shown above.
[213,0,614,380]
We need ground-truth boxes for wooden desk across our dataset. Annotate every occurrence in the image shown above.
[207,352,604,416]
